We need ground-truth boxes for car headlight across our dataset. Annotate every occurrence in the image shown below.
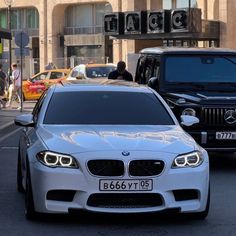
[172,151,203,168]
[37,151,78,168]
[182,108,196,117]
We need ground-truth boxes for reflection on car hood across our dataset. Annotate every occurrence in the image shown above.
[167,92,236,104]
[37,125,196,154]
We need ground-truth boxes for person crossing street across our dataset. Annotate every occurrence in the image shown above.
[0,64,7,109]
[7,63,22,110]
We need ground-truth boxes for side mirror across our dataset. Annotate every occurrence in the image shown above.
[14,114,34,127]
[148,77,159,90]
[181,115,199,127]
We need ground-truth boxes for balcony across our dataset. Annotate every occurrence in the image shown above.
[64,26,104,35]
[11,28,39,37]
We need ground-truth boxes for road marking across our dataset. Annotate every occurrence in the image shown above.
[0,121,14,131]
[0,127,22,143]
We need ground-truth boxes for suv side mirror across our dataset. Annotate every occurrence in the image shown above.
[180,115,199,127]
[15,114,35,127]
[148,77,159,91]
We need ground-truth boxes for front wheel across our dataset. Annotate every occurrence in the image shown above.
[17,148,24,193]
[25,165,37,220]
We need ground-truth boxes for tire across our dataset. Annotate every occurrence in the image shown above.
[25,163,37,220]
[22,93,25,102]
[17,148,24,193]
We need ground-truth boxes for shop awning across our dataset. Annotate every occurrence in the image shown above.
[0,27,12,40]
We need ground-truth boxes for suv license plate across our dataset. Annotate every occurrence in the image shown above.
[99,179,153,191]
[216,132,236,140]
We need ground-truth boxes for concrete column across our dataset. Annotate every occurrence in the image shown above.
[219,0,228,48]
[39,0,48,71]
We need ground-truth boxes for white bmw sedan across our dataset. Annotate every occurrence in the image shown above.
[15,80,209,220]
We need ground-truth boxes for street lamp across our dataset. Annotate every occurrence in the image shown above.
[4,0,13,75]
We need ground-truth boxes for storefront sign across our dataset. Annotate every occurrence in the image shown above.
[171,9,188,32]
[104,8,202,36]
[147,10,170,33]
[124,12,147,34]
[104,13,124,35]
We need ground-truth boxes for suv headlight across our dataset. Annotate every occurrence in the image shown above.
[172,151,203,168]
[182,108,196,117]
[37,151,78,168]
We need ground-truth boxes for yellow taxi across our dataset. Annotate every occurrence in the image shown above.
[23,69,70,100]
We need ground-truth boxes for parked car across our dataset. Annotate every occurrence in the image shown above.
[66,63,116,80]
[135,47,236,152]
[15,79,209,220]
[22,69,70,100]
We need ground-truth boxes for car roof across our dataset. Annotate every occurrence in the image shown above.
[139,47,236,55]
[32,68,70,77]
[86,63,116,67]
[54,79,150,93]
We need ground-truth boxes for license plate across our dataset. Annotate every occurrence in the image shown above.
[99,179,153,191]
[216,132,236,140]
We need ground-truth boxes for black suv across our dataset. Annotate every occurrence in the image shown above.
[135,47,236,152]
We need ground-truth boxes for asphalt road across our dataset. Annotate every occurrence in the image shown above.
[1,127,236,236]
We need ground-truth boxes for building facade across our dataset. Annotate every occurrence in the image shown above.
[0,0,235,76]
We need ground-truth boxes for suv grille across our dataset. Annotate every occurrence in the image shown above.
[87,193,163,208]
[202,107,236,126]
[129,160,165,176]
[87,160,124,176]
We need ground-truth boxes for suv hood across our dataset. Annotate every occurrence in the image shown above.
[167,92,236,105]
[37,125,196,155]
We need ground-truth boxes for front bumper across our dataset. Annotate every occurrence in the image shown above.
[29,152,209,215]
[190,131,236,152]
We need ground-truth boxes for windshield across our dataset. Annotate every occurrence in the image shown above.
[164,55,236,83]
[86,66,116,78]
[44,91,174,125]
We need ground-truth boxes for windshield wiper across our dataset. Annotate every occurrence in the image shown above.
[222,56,236,66]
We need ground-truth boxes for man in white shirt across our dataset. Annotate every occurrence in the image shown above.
[7,63,21,109]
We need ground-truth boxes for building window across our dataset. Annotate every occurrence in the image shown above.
[0,7,39,34]
[163,0,197,9]
[65,3,112,35]
[26,8,39,29]
[11,8,39,30]
[0,11,7,28]
[163,0,172,9]
[176,0,197,8]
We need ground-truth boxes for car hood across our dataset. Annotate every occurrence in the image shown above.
[166,91,236,105]
[37,125,196,155]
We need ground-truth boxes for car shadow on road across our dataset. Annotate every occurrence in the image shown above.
[209,152,236,171]
[34,210,207,226]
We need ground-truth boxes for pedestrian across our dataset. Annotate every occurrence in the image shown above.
[45,62,56,70]
[0,64,7,109]
[7,63,22,109]
[108,61,133,81]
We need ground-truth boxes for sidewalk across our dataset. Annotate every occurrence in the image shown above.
[0,101,36,131]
